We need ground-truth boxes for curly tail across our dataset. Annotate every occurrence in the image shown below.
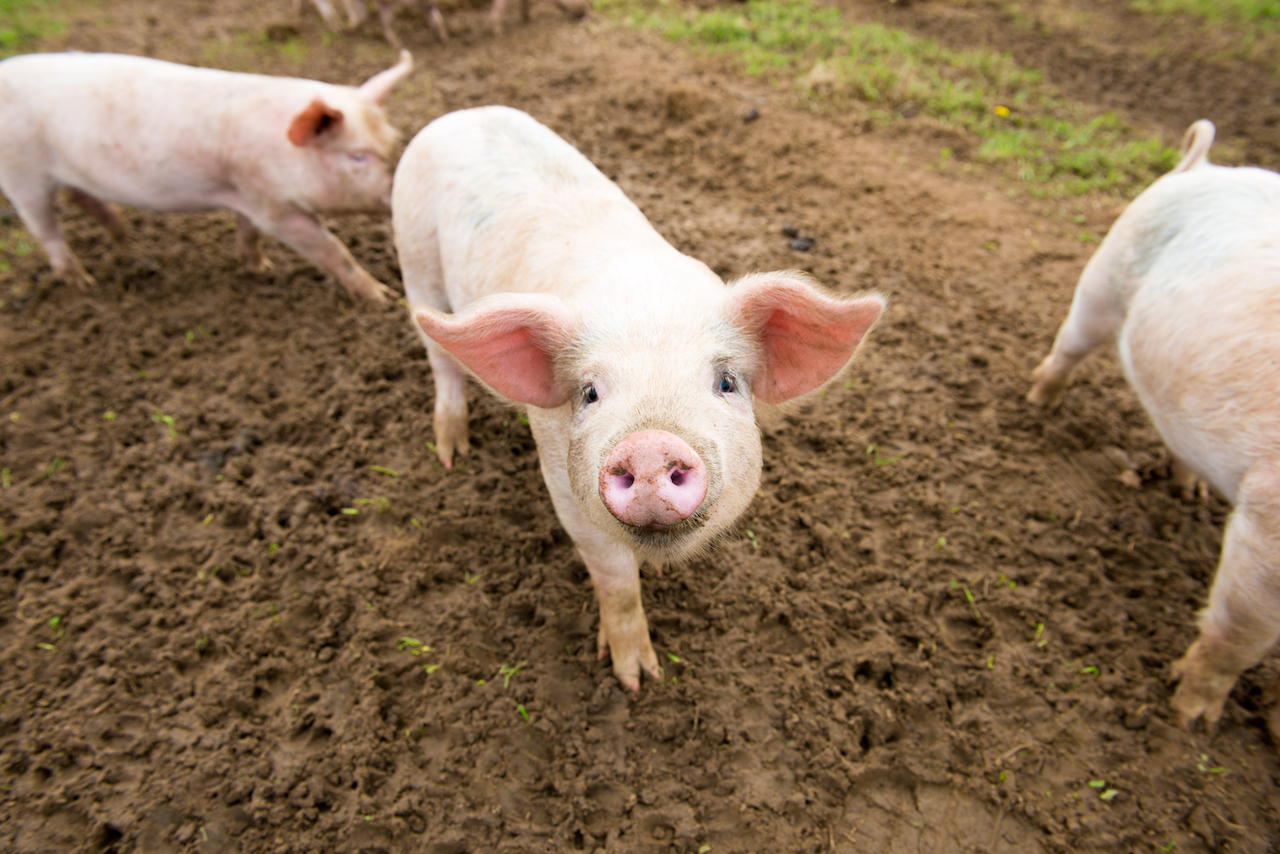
[1174,119,1215,173]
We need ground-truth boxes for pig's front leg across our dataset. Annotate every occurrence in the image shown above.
[532,417,662,691]
[1171,460,1280,729]
[259,209,395,304]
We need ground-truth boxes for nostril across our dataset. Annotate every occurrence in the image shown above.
[610,472,635,490]
[669,467,686,486]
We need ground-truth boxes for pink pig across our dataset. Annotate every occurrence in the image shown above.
[0,50,413,302]
[1029,119,1280,733]
[393,106,884,690]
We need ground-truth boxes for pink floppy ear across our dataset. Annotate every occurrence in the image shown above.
[415,294,577,409]
[729,272,885,404]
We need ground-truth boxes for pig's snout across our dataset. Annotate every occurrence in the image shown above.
[600,430,708,530]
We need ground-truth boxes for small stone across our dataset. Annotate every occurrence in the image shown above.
[743,107,760,123]
[788,237,815,252]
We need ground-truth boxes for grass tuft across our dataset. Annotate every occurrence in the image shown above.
[598,0,1177,196]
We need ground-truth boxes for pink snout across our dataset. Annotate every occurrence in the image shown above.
[599,430,708,530]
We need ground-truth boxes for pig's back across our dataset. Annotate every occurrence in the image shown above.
[0,52,335,210]
[397,106,695,310]
[1119,165,1280,500]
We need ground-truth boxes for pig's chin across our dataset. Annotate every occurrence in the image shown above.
[615,510,715,561]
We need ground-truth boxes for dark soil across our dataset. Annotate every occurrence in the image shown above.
[3,1,1279,852]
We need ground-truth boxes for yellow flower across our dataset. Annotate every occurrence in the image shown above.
[994,105,1011,117]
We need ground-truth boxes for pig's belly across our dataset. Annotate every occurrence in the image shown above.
[1119,266,1280,504]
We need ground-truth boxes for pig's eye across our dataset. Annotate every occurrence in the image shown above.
[349,152,370,163]
[717,375,737,395]
[582,383,599,405]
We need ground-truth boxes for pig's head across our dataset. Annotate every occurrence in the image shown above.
[416,272,884,563]
[285,50,413,213]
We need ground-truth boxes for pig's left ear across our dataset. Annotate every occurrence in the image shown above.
[415,294,577,409]
[729,272,885,404]
[288,99,345,146]
[358,49,413,104]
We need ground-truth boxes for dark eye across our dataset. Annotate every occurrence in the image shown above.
[718,375,737,395]
[582,383,599,405]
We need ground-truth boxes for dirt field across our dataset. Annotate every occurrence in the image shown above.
[3,1,1280,852]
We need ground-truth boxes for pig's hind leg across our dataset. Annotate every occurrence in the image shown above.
[1028,263,1126,408]
[5,176,95,288]
[65,188,127,244]
[235,213,274,272]
[1171,460,1280,730]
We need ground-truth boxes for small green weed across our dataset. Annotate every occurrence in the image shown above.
[151,410,177,440]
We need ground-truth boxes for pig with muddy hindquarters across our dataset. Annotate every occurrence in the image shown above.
[0,50,413,302]
[300,0,586,45]
[1028,119,1280,735]
[393,106,884,691]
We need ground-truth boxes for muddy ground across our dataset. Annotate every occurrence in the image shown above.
[3,0,1280,851]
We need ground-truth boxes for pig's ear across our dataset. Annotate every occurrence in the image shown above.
[358,49,413,104]
[729,273,885,404]
[288,99,345,146]
[415,295,576,409]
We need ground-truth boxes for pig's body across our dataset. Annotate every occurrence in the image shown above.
[1029,119,1280,731]
[394,106,883,690]
[0,50,413,301]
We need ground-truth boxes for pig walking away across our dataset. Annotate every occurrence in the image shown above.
[394,106,884,690]
[1028,119,1280,734]
[0,50,413,303]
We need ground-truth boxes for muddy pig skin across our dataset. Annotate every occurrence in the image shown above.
[1029,119,1280,733]
[0,50,413,302]
[394,106,884,691]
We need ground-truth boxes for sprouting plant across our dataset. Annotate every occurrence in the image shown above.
[398,637,430,655]
[423,663,440,674]
[865,444,906,466]
[517,704,529,722]
[268,543,280,555]
[37,457,67,480]
[37,615,65,651]
[354,496,391,513]
[745,526,760,549]
[498,661,527,688]
[151,410,177,439]
[341,507,359,515]
[369,465,399,477]
[195,635,210,651]
[1,468,9,489]
[103,410,116,421]
[464,570,481,585]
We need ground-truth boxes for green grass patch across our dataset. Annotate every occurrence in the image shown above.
[1130,0,1280,26]
[0,0,66,57]
[598,0,1177,195]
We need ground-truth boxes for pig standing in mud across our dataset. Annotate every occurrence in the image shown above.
[394,106,884,690]
[0,50,413,303]
[1028,119,1280,733]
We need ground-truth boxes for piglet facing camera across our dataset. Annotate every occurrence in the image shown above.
[0,50,413,302]
[394,106,884,691]
[1029,119,1280,734]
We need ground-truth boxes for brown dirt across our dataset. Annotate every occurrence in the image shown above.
[3,1,1280,852]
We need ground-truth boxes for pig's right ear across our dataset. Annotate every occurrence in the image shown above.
[415,295,576,409]
[288,99,345,146]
